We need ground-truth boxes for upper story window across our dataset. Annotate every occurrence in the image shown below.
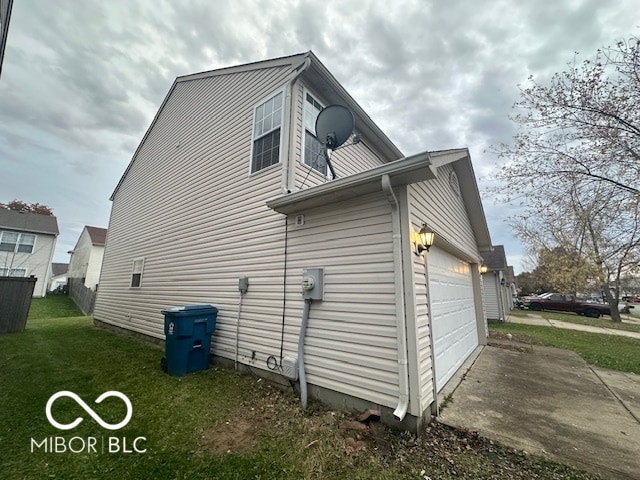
[302,92,328,177]
[250,91,284,174]
[0,231,36,254]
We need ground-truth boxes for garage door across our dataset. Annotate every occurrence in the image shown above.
[428,246,479,391]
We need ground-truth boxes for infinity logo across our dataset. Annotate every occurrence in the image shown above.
[45,391,133,431]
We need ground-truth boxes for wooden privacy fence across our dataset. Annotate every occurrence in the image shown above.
[69,277,96,315]
[0,276,37,334]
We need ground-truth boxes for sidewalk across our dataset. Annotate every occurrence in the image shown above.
[508,313,640,340]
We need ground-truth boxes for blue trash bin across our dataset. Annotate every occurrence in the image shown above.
[161,305,218,376]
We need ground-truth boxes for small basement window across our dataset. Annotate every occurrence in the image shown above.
[0,268,27,277]
[130,258,145,288]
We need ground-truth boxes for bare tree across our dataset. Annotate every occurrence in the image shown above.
[493,37,640,321]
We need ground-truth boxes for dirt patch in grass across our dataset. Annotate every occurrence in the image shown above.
[201,417,260,455]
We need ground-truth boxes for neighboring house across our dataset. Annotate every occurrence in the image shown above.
[480,245,512,321]
[67,226,107,290]
[94,52,492,430]
[49,262,68,292]
[0,209,59,297]
[0,0,13,79]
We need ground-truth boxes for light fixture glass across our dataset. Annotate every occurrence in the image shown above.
[480,264,488,274]
[417,224,435,254]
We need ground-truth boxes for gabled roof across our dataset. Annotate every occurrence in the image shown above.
[0,209,59,235]
[51,263,68,277]
[481,245,508,271]
[85,226,107,246]
[110,51,403,201]
[267,148,492,251]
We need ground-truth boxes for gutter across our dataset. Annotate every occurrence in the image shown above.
[281,55,311,194]
[381,174,410,421]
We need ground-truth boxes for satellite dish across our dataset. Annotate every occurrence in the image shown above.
[315,105,355,149]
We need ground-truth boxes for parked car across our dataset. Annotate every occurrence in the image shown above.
[526,293,611,318]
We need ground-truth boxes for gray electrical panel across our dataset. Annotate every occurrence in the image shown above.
[238,276,249,294]
[301,267,324,300]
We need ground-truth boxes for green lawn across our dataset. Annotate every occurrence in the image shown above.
[509,308,640,333]
[0,299,599,480]
[490,322,640,374]
[28,295,82,319]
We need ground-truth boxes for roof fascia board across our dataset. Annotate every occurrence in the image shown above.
[176,53,308,84]
[267,151,434,214]
[446,151,493,250]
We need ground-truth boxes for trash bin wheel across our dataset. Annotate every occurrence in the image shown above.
[160,356,168,373]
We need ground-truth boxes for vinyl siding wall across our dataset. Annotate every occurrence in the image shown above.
[68,230,104,290]
[291,82,389,191]
[0,233,55,297]
[281,193,399,408]
[94,65,296,367]
[407,163,481,410]
[483,274,499,320]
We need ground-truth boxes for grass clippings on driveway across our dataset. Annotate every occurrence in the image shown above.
[0,300,601,479]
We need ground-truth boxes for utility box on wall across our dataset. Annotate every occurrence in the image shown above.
[301,267,324,300]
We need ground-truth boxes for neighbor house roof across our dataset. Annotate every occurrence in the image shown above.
[0,209,59,235]
[51,262,68,277]
[267,148,492,251]
[85,226,107,246]
[481,245,508,271]
[110,51,403,201]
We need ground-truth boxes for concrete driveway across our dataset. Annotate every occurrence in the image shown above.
[439,341,640,480]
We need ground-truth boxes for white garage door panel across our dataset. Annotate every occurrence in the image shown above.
[429,247,478,391]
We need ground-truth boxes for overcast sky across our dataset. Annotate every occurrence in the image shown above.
[1,0,638,272]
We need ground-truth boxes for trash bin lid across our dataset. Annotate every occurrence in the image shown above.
[161,304,218,314]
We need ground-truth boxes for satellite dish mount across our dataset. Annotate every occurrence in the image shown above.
[314,105,355,180]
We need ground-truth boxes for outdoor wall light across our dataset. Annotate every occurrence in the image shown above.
[416,223,435,254]
[480,264,488,274]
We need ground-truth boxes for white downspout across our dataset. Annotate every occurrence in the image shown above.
[281,55,311,194]
[381,174,410,421]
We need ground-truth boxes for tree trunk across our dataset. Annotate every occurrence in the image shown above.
[602,285,621,322]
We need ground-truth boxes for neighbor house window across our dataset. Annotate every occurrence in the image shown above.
[302,92,328,177]
[250,91,284,174]
[0,268,27,277]
[130,258,144,288]
[0,232,36,254]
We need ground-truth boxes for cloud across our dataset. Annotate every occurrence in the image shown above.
[1,0,638,266]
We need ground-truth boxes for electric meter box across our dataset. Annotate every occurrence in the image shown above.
[301,267,324,300]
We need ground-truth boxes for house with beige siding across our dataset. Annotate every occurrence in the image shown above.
[67,226,107,291]
[94,52,492,430]
[0,209,58,297]
[480,245,513,321]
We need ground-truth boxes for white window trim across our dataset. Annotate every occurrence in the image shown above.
[248,88,286,176]
[0,267,27,277]
[130,257,145,289]
[301,89,331,179]
[0,231,37,254]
